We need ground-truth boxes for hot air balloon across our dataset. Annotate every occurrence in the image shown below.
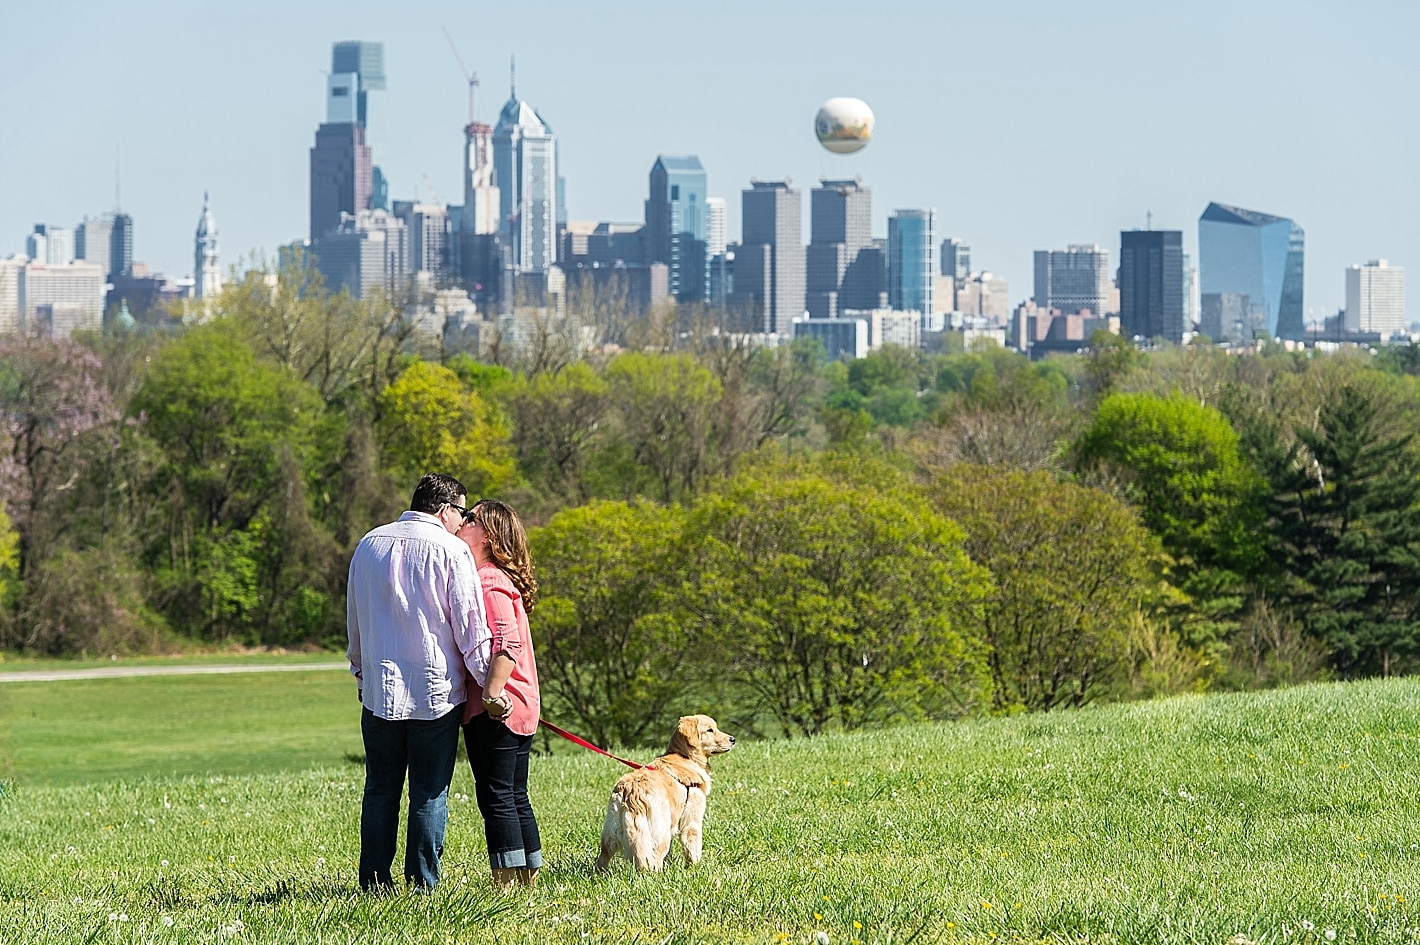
[814,97,875,154]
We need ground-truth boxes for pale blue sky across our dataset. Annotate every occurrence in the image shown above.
[4,0,1417,322]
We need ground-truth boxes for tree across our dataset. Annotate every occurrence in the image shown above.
[1075,392,1266,575]
[604,352,722,503]
[1082,329,1142,398]
[375,360,517,499]
[216,254,384,406]
[531,500,692,747]
[933,464,1172,711]
[0,336,120,583]
[506,362,609,504]
[132,320,337,643]
[684,456,992,736]
[1265,383,1420,675]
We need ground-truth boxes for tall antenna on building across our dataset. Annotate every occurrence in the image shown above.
[1146,210,1153,231]
[510,55,516,99]
[441,27,479,124]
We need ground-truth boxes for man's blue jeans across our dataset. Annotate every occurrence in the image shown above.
[359,705,462,890]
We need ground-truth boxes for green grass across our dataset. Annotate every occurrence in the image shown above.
[3,670,1420,943]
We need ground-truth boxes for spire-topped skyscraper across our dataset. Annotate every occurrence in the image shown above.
[194,192,221,298]
[493,63,558,275]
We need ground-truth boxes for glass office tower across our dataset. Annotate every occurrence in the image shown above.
[1198,202,1304,343]
[645,155,709,304]
[888,209,936,319]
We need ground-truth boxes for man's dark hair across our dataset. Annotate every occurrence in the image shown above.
[410,473,467,515]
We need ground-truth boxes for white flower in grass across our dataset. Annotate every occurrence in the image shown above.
[221,918,245,936]
[160,859,170,867]
[1302,921,1315,932]
[1325,932,1336,942]
[813,932,831,945]
[108,913,119,922]
[161,915,175,928]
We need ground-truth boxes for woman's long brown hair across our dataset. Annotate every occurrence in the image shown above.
[467,499,538,612]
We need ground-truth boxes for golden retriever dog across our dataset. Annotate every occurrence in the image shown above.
[594,715,735,872]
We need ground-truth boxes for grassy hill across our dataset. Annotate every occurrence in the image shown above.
[2,668,1420,943]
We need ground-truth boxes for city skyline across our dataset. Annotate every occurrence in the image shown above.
[3,0,1417,323]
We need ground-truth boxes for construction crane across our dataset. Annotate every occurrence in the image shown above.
[441,26,479,126]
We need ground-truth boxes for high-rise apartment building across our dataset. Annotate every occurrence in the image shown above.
[887,209,936,319]
[706,197,727,258]
[1119,230,1184,343]
[941,237,971,281]
[1034,244,1110,315]
[644,155,709,304]
[493,87,558,276]
[807,178,883,319]
[455,116,501,304]
[1198,202,1304,343]
[194,193,221,298]
[0,257,20,334]
[312,209,408,299]
[1345,259,1406,338]
[462,120,499,237]
[735,180,805,334]
[18,261,105,338]
[394,201,452,280]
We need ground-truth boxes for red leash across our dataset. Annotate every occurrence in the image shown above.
[539,719,653,770]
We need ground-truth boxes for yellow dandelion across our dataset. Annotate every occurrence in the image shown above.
[853,921,862,929]
[982,901,993,909]
[815,913,823,922]
[824,895,832,901]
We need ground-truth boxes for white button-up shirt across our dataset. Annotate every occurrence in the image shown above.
[346,511,490,721]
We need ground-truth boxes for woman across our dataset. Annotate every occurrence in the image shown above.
[458,498,543,890]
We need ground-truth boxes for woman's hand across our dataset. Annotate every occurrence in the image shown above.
[482,691,513,721]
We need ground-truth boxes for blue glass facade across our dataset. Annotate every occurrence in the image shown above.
[887,209,936,318]
[1198,202,1304,342]
[645,156,708,304]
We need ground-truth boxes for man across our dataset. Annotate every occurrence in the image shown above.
[346,472,488,890]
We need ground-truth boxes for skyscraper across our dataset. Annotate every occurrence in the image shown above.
[394,201,451,280]
[310,121,373,242]
[493,81,558,276]
[331,41,388,210]
[75,217,113,281]
[1119,230,1184,343]
[312,209,408,299]
[807,178,883,319]
[110,213,133,278]
[0,257,20,334]
[194,192,221,299]
[1345,260,1405,338]
[735,180,805,334]
[887,208,936,318]
[940,237,971,281]
[644,155,709,304]
[1033,245,1110,315]
[1198,202,1305,342]
[706,197,727,258]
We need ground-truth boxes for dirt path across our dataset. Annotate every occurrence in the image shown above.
[0,662,348,683]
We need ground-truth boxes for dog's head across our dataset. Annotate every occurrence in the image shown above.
[667,715,735,765]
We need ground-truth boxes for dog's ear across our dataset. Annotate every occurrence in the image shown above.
[668,716,698,758]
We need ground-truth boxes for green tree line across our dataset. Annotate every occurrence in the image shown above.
[6,262,1420,741]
